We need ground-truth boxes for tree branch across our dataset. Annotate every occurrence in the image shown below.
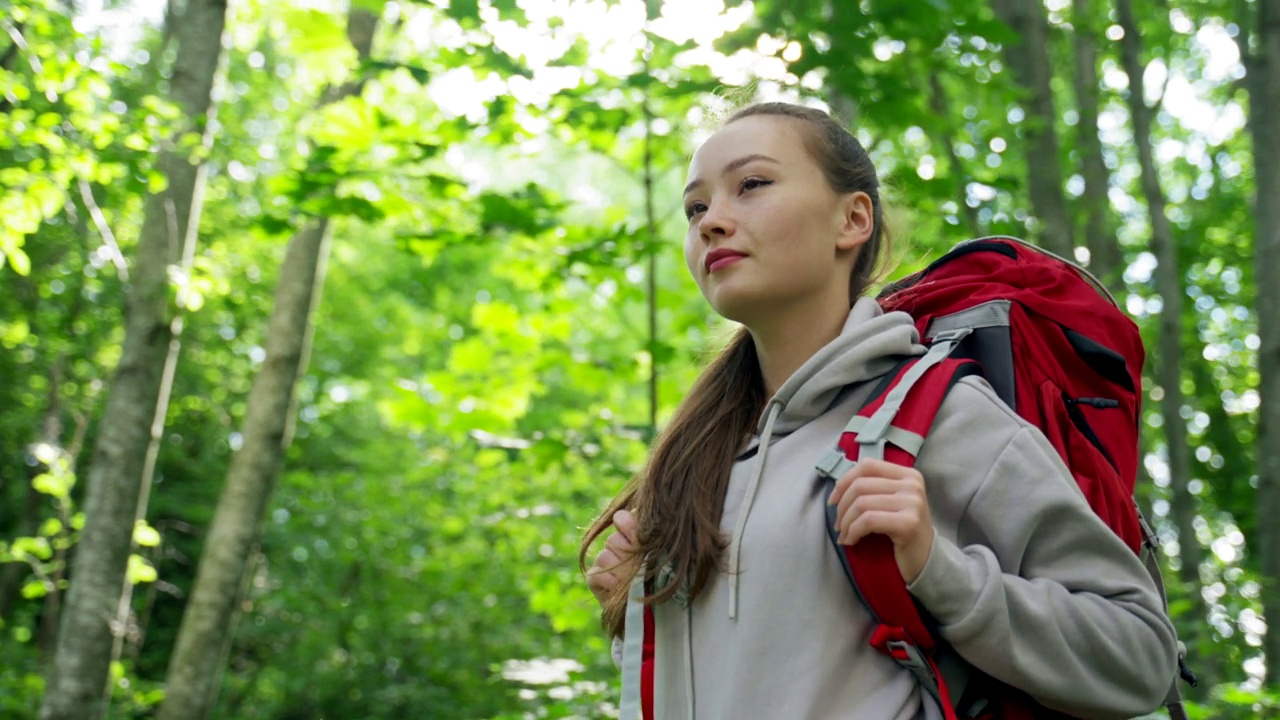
[0,21,22,71]
[77,180,129,283]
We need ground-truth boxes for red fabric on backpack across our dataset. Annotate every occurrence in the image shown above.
[853,236,1148,718]
[642,606,654,720]
[835,357,979,720]
[880,237,1144,552]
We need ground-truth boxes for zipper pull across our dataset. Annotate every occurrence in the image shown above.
[1068,396,1120,409]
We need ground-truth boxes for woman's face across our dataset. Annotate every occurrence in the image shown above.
[682,115,873,329]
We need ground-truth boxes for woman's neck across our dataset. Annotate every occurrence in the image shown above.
[751,298,852,398]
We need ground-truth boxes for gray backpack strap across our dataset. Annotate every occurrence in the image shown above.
[1136,507,1196,719]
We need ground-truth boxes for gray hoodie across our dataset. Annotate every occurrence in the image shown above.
[636,297,1178,719]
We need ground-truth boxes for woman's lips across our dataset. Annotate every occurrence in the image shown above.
[706,250,747,273]
[708,255,744,273]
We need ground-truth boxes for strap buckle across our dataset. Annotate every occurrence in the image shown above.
[886,639,944,706]
[816,447,854,480]
[929,328,972,344]
[869,625,952,717]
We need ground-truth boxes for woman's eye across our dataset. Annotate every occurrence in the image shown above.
[740,177,771,192]
[685,202,707,220]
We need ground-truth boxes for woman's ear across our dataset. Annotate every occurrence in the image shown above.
[835,191,875,251]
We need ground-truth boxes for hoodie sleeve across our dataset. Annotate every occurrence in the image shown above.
[906,377,1178,719]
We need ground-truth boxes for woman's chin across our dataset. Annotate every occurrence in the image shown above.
[705,294,766,328]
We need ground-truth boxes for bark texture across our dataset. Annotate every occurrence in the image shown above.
[39,0,227,717]
[156,11,377,719]
[1116,0,1210,686]
[990,0,1075,258]
[1071,0,1123,293]
[156,218,334,720]
[1247,0,1280,686]
[928,72,982,237]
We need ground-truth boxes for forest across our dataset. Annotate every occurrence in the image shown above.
[0,0,1276,717]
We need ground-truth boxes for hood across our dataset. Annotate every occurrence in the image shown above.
[759,296,924,438]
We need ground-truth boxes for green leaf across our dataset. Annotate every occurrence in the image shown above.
[549,39,591,68]
[32,470,74,500]
[0,319,30,347]
[5,247,31,276]
[20,580,48,600]
[38,518,62,538]
[11,537,52,561]
[134,521,162,548]
[127,555,158,585]
[489,0,527,21]
[444,0,481,26]
[148,171,168,194]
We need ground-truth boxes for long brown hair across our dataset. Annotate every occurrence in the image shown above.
[579,102,893,636]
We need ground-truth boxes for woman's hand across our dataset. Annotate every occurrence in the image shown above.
[585,509,638,606]
[828,459,935,584]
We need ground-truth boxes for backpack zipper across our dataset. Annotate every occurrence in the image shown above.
[1062,393,1119,471]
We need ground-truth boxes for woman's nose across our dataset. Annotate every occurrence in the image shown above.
[698,202,733,240]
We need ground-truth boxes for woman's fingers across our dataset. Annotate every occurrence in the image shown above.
[586,520,638,603]
[834,475,903,527]
[837,492,918,544]
[613,509,637,545]
[827,460,936,583]
[587,548,621,598]
[605,528,634,556]
[830,462,929,543]
[839,503,917,545]
[827,459,916,505]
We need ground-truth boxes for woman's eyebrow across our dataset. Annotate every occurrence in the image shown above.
[683,154,781,197]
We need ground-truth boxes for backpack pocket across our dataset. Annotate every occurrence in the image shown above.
[1038,382,1141,550]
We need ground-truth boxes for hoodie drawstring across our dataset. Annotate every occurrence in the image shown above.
[619,571,646,720]
[621,397,786,720]
[685,604,696,718]
[728,398,783,620]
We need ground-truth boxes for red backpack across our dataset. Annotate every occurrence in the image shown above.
[815,236,1194,719]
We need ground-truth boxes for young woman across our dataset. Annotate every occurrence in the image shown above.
[580,102,1177,719]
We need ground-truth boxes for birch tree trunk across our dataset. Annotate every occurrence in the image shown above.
[156,12,378,720]
[38,1,227,717]
[990,0,1075,258]
[1115,0,1211,686]
[1070,0,1123,293]
[1244,0,1280,686]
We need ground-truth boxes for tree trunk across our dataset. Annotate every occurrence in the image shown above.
[928,73,982,237]
[1115,0,1210,687]
[156,12,377,720]
[1070,0,1123,293]
[107,207,204,666]
[38,0,227,718]
[990,0,1075,258]
[158,219,333,720]
[1247,0,1280,686]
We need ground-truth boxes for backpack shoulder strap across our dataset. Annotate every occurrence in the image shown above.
[815,339,981,720]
